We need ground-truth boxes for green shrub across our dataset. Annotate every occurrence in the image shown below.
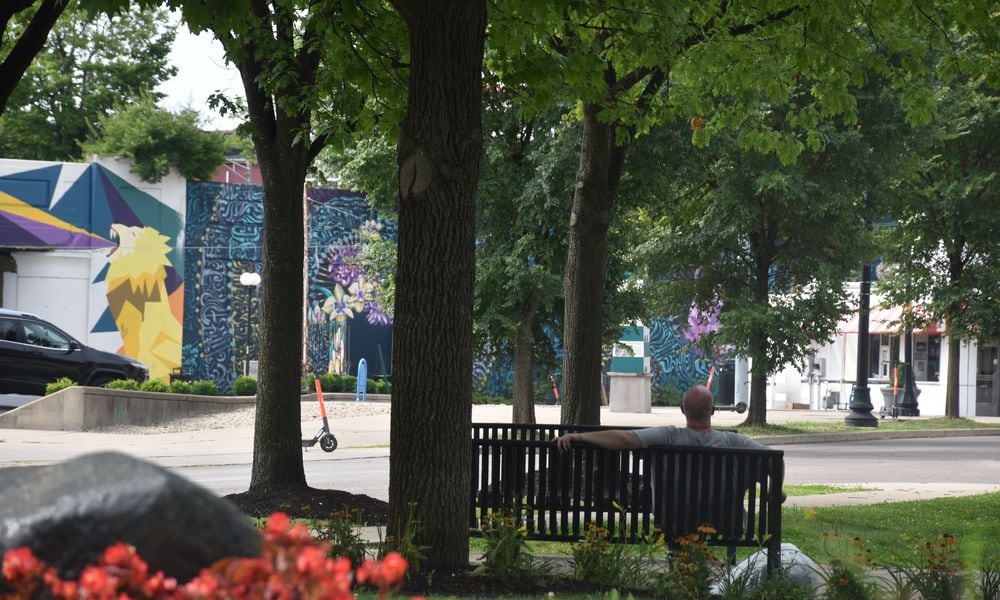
[140,379,170,393]
[371,379,388,394]
[341,375,357,393]
[106,379,140,390]
[302,372,315,392]
[169,380,192,394]
[655,385,684,406]
[318,373,338,393]
[45,377,77,395]
[232,375,257,396]
[473,394,511,405]
[190,379,218,396]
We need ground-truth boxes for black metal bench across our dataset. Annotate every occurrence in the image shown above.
[470,423,784,572]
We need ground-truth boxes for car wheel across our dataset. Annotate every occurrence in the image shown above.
[88,377,111,388]
[319,434,338,453]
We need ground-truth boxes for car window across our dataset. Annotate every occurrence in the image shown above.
[0,318,19,343]
[23,321,72,350]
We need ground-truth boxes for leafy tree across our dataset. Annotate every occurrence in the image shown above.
[877,61,1000,418]
[81,98,226,182]
[386,0,487,571]
[97,0,407,507]
[0,4,175,160]
[474,91,576,423]
[639,103,887,427]
[0,0,67,115]
[490,1,996,427]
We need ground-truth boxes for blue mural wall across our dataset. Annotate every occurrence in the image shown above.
[471,317,712,400]
[182,182,394,391]
[305,188,394,378]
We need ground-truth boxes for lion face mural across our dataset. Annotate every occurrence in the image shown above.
[105,224,183,381]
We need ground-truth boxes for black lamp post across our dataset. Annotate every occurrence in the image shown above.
[239,271,261,376]
[846,261,879,427]
[896,306,921,416]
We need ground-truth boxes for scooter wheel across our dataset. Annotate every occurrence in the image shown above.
[320,434,338,453]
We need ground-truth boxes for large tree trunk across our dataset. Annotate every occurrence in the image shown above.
[944,313,960,418]
[560,102,627,426]
[747,363,769,427]
[248,144,310,493]
[742,256,773,427]
[388,0,486,572]
[512,301,538,424]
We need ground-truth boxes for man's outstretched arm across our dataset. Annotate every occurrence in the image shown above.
[553,430,641,451]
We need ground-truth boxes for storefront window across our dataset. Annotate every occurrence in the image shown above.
[868,333,900,380]
[914,334,941,382]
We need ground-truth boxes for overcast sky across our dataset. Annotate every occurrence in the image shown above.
[155,20,244,131]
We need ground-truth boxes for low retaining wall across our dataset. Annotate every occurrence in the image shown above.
[0,387,254,431]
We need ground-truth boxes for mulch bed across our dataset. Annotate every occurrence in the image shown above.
[225,486,389,523]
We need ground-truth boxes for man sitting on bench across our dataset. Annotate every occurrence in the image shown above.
[553,385,781,542]
[552,384,766,452]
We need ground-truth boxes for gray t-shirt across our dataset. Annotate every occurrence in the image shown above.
[632,426,766,450]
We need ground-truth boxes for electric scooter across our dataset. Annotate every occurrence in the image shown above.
[302,378,338,452]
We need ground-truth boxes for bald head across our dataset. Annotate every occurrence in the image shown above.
[682,385,715,427]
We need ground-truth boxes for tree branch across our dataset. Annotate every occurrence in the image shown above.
[0,0,67,114]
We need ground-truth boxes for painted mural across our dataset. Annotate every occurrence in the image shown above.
[0,160,184,381]
[182,183,394,392]
[305,188,394,378]
[471,317,712,400]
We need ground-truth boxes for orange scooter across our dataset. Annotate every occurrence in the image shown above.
[302,379,338,452]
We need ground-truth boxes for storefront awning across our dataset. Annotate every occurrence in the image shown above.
[837,306,943,334]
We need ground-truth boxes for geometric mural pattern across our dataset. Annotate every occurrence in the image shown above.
[1,162,184,381]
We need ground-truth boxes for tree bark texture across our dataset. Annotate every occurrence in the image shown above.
[512,301,538,424]
[249,145,310,493]
[561,103,627,426]
[743,256,773,427]
[945,313,960,418]
[389,0,486,571]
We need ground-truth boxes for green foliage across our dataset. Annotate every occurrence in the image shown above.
[190,380,218,396]
[378,502,427,579]
[341,375,357,393]
[45,377,77,395]
[473,510,540,582]
[310,510,369,567]
[570,521,661,590]
[106,379,140,390]
[169,380,192,394]
[302,372,315,393]
[318,373,338,393]
[232,376,257,396]
[139,379,170,393]
[472,394,511,405]
[655,385,684,407]
[81,98,227,182]
[822,560,879,600]
[0,5,175,160]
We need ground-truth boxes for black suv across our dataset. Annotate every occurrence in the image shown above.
[0,308,148,394]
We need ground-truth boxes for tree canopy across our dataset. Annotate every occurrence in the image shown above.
[82,98,226,182]
[876,50,1000,417]
[0,4,175,160]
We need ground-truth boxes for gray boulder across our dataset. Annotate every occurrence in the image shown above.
[0,452,261,582]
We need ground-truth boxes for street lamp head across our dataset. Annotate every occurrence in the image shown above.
[240,272,261,287]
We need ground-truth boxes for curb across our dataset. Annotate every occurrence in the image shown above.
[756,427,1000,445]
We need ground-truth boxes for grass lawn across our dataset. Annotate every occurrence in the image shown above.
[783,492,1000,567]
[784,483,877,496]
[740,417,1000,437]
